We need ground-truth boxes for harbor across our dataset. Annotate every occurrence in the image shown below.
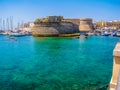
[0,16,120,90]
[0,0,120,90]
[0,35,120,90]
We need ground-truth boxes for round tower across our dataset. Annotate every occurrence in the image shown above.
[79,18,94,32]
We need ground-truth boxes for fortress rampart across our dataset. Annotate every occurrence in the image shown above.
[32,16,94,36]
[79,18,94,32]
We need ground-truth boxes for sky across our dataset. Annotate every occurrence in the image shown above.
[0,0,120,27]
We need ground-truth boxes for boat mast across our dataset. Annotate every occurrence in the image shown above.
[0,18,2,31]
[17,22,20,30]
[3,19,5,31]
[10,16,13,31]
[6,18,9,31]
[22,21,24,30]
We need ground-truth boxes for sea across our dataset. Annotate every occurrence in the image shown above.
[0,35,120,90]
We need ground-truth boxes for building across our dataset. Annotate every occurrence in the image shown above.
[15,22,34,31]
[95,20,120,30]
[106,21,120,29]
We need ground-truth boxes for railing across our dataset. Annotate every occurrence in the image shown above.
[109,43,120,90]
[116,72,120,90]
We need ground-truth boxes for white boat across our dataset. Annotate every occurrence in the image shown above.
[102,31,111,36]
[79,35,88,39]
[87,32,94,36]
[116,31,120,37]
[2,31,9,35]
[8,32,26,37]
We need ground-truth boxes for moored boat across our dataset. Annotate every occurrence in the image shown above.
[116,31,120,37]
[8,32,26,37]
[102,31,111,36]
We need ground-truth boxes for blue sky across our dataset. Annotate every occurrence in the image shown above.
[0,0,120,27]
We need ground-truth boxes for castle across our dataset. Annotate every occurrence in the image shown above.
[32,16,94,37]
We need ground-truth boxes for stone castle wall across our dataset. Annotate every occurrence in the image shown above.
[79,18,94,32]
[32,22,79,36]
[32,16,94,36]
[62,19,80,25]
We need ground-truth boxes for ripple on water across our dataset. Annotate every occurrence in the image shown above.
[0,36,119,90]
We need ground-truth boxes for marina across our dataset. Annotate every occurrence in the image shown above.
[0,15,120,90]
[0,0,120,90]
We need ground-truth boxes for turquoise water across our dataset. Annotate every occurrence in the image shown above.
[0,35,120,90]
